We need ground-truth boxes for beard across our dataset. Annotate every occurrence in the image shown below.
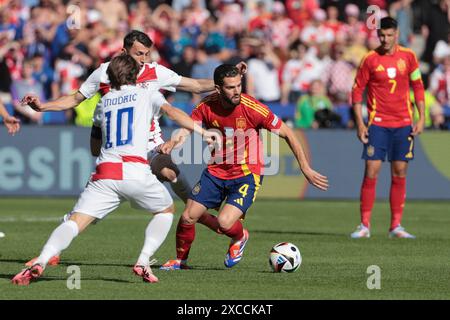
[223,94,241,106]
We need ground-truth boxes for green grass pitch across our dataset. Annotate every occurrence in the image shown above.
[0,198,449,300]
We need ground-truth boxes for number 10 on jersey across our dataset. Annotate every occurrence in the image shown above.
[105,107,134,149]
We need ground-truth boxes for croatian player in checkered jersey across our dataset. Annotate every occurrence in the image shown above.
[12,55,210,285]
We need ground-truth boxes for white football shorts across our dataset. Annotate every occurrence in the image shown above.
[71,172,173,220]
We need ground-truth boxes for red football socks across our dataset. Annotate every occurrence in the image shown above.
[219,220,244,241]
[176,220,195,261]
[360,176,377,228]
[198,212,221,234]
[390,176,406,231]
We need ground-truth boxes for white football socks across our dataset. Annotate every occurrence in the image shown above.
[137,213,173,266]
[35,220,79,267]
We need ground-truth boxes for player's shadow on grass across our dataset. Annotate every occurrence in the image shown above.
[252,229,342,237]
[0,273,134,284]
[0,258,132,268]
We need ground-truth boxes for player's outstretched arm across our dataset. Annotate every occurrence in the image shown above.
[177,62,247,94]
[21,91,86,112]
[160,103,204,135]
[277,122,329,191]
[0,101,20,135]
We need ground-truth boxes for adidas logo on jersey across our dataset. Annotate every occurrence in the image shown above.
[375,64,385,72]
[234,198,244,206]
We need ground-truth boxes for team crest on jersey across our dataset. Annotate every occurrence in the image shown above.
[367,145,375,157]
[138,82,149,89]
[236,117,247,130]
[397,59,407,74]
[387,67,397,79]
[192,182,201,195]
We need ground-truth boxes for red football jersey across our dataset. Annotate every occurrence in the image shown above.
[352,45,425,128]
[192,93,282,179]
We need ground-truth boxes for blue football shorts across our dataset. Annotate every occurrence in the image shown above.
[362,124,414,162]
[190,169,263,215]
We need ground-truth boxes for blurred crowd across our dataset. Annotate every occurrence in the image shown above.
[0,0,450,130]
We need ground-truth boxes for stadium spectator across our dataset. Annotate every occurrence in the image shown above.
[247,1,271,34]
[170,45,196,104]
[342,4,366,42]
[30,53,54,101]
[285,0,319,30]
[428,53,450,127]
[191,46,222,102]
[246,40,281,103]
[420,0,450,68]
[389,0,414,47]
[324,4,345,43]
[162,20,193,66]
[281,41,312,105]
[351,17,425,239]
[300,8,334,47]
[323,44,354,128]
[429,54,450,107]
[11,58,44,124]
[294,79,339,129]
[343,31,369,72]
[95,0,128,31]
[217,1,245,34]
[432,32,450,66]
[268,1,299,53]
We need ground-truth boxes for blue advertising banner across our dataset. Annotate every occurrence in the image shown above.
[1,126,449,199]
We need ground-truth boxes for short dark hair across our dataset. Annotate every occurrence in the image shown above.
[214,64,240,86]
[380,17,397,30]
[106,55,140,89]
[123,30,153,50]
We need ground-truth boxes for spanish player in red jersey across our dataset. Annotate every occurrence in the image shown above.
[161,64,328,270]
[350,17,425,239]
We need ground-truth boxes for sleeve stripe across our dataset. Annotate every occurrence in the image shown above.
[241,101,269,117]
[241,96,269,117]
[410,68,422,81]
